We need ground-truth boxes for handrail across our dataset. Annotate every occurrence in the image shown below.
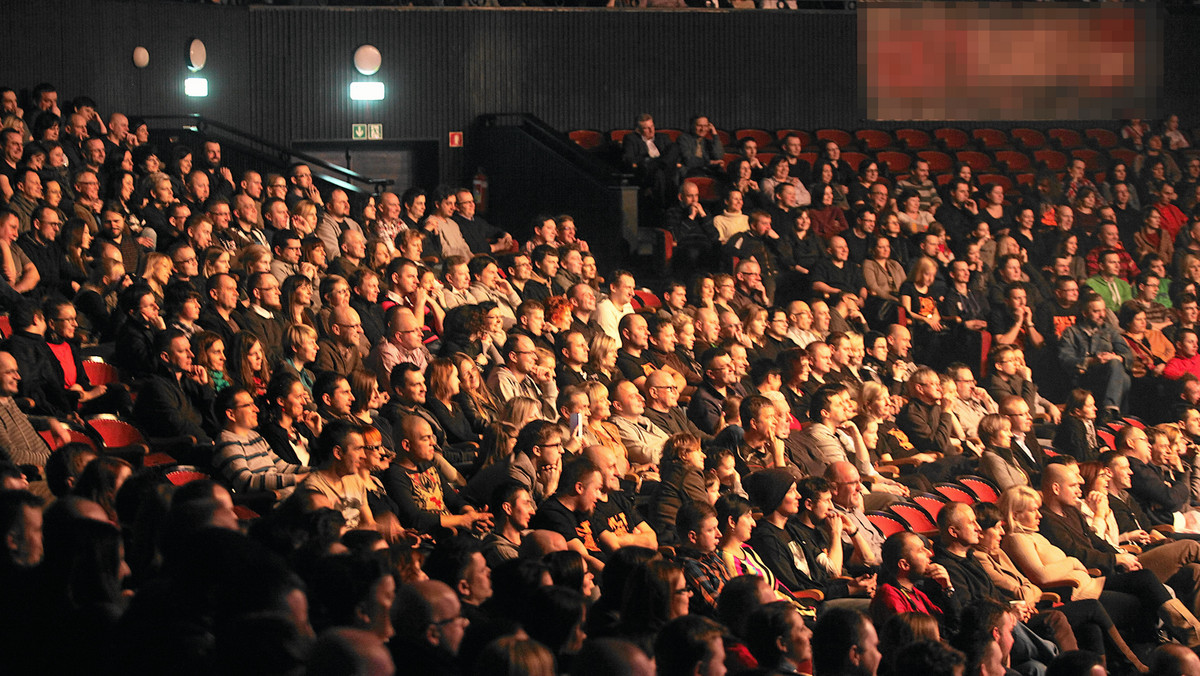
[139,113,393,191]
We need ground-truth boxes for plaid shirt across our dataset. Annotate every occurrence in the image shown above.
[677,548,731,617]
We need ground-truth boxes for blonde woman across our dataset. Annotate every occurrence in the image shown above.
[141,252,172,306]
[586,334,619,387]
[1000,485,1200,646]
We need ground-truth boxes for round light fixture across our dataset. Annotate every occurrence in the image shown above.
[354,45,381,76]
[132,46,150,68]
[187,38,207,72]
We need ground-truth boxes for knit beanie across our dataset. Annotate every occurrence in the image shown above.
[744,468,796,514]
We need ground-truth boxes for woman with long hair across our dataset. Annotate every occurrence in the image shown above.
[585,334,619,387]
[280,273,318,330]
[348,369,391,449]
[899,256,946,365]
[192,331,231,393]
[999,485,1199,647]
[60,218,93,296]
[140,252,172,307]
[259,370,319,466]
[452,351,500,432]
[425,357,481,446]
[72,456,133,523]
[227,331,269,398]
[808,182,849,241]
[690,274,716,311]
[1053,389,1108,463]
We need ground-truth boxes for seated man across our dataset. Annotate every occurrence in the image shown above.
[481,482,537,567]
[608,380,669,468]
[529,455,607,573]
[297,419,377,531]
[826,461,884,569]
[382,415,491,536]
[366,305,432,386]
[584,444,659,555]
[614,313,655,388]
[314,306,365,378]
[897,366,965,458]
[212,386,309,500]
[1057,295,1133,418]
[486,333,557,421]
[792,476,876,606]
[687,347,741,436]
[673,501,730,617]
[0,351,71,473]
[643,369,710,442]
[132,329,215,444]
[1164,328,1200,380]
[811,608,881,676]
[745,468,854,602]
[869,531,956,631]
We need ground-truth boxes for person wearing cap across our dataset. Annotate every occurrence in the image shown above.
[745,468,854,605]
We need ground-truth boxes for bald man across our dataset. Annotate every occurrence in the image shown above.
[315,306,364,377]
[309,628,395,676]
[609,380,669,466]
[518,529,568,559]
[583,444,659,555]
[368,305,432,385]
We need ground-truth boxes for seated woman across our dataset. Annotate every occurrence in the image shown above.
[807,183,848,241]
[972,501,1146,671]
[863,236,906,304]
[651,434,709,544]
[1053,389,1108,463]
[999,485,1194,646]
[424,357,482,447]
[274,324,318,395]
[226,331,269,399]
[899,257,946,366]
[452,351,501,433]
[585,334,619,387]
[896,188,935,236]
[978,413,1030,492]
[112,283,165,382]
[259,371,319,467]
[192,331,232,394]
[359,426,403,541]
[349,369,392,452]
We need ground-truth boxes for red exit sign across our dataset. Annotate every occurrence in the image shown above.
[448,132,463,148]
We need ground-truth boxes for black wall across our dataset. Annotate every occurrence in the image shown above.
[2,2,1194,185]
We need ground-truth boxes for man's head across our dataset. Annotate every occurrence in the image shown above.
[810,383,851,425]
[424,536,493,608]
[217,386,259,433]
[701,348,734,389]
[796,476,834,521]
[390,363,427,406]
[618,313,649,352]
[557,457,603,516]
[882,531,932,581]
[503,334,537,376]
[825,461,864,512]
[740,394,779,443]
[398,415,436,465]
[609,380,646,420]
[1115,424,1151,463]
[392,579,467,656]
[999,395,1033,435]
[1081,297,1107,327]
[490,482,536,532]
[248,271,282,311]
[156,329,193,372]
[0,490,43,568]
[907,367,942,405]
[1041,462,1083,510]
[654,615,727,676]
[609,271,635,306]
[937,501,982,549]
[330,306,363,348]
[812,608,881,676]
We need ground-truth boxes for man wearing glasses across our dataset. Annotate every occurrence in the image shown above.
[644,369,710,442]
[315,306,364,378]
[213,386,309,502]
[16,206,61,288]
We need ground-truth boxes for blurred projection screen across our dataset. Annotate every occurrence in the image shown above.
[859,3,1161,121]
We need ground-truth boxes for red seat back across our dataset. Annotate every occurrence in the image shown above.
[935,484,977,504]
[82,361,121,387]
[895,129,932,150]
[958,476,1000,503]
[1034,149,1068,171]
[912,494,948,521]
[816,129,853,149]
[165,469,209,486]
[1049,128,1084,149]
[890,503,937,533]
[736,129,773,148]
[568,130,604,150]
[1010,128,1046,150]
[775,129,813,148]
[917,150,953,172]
[877,151,912,174]
[1085,128,1120,149]
[995,150,1032,172]
[855,129,894,151]
[934,127,970,150]
[972,128,1009,150]
[867,511,908,538]
[89,418,146,448]
[955,151,993,172]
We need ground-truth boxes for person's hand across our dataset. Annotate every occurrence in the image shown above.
[49,419,71,446]
[964,198,979,215]
[826,512,844,537]
[1097,351,1117,363]
[1125,529,1152,545]
[305,185,323,206]
[1014,600,1034,622]
[850,573,877,597]
[299,262,317,280]
[1085,490,1106,515]
[927,562,953,590]
[964,319,987,331]
[219,167,233,185]
[913,452,941,464]
[189,365,210,385]
[839,420,862,438]
[301,410,323,435]
[1153,363,1167,377]
[1116,552,1142,571]
[1047,405,1062,425]
[875,482,905,496]
[928,316,944,332]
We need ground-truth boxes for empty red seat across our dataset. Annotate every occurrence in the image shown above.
[912,494,949,521]
[958,476,1000,503]
[1049,128,1084,149]
[1071,149,1105,171]
[735,129,773,148]
[917,150,953,172]
[1086,128,1120,149]
[867,511,908,538]
[609,129,633,145]
[1010,128,1046,150]
[631,289,662,310]
[955,150,993,172]
[855,129,894,151]
[0,316,10,339]
[842,151,870,171]
[660,129,683,143]
[722,153,741,166]
[164,466,210,486]
[934,484,977,504]
[890,502,938,534]
[936,173,953,186]
[1015,172,1036,187]
[895,128,932,150]
[568,130,604,150]
[715,129,732,147]
[1034,149,1068,171]
[972,128,1009,150]
[89,416,146,448]
[995,150,1033,172]
[816,129,853,148]
[82,360,121,387]
[935,127,970,150]
[877,150,913,174]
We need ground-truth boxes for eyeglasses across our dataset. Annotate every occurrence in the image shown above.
[651,384,679,392]
[432,614,467,627]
